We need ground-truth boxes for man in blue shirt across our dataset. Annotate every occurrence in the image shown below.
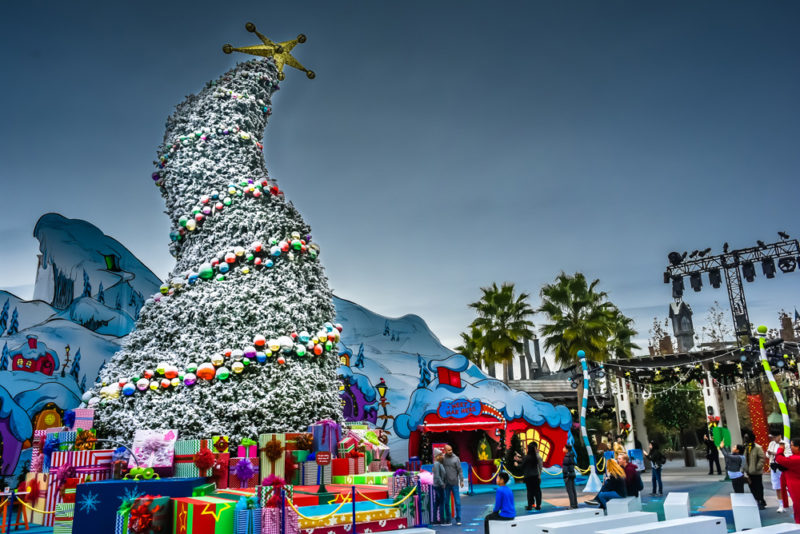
[484,471,515,534]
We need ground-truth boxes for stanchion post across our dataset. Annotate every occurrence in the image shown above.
[351,485,357,534]
[468,466,473,495]
[280,488,286,534]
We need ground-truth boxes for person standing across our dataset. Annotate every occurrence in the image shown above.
[774,437,800,524]
[767,430,791,513]
[720,440,747,493]
[585,459,627,509]
[643,441,665,496]
[561,444,578,508]
[442,444,464,525]
[613,437,626,457]
[704,434,722,475]
[483,472,515,534]
[618,454,642,498]
[432,453,447,525]
[744,431,767,509]
[519,442,543,511]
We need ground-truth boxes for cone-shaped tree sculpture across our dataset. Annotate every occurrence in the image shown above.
[93,48,341,442]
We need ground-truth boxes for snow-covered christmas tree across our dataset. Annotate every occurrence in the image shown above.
[93,24,340,442]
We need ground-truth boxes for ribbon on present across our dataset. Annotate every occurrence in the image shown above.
[261,436,284,475]
[43,435,60,472]
[117,498,134,534]
[194,445,216,477]
[235,495,261,534]
[74,429,97,451]
[62,410,76,430]
[213,435,230,454]
[128,497,158,533]
[212,455,229,488]
[233,458,257,486]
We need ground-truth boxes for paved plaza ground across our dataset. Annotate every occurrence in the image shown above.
[441,462,797,533]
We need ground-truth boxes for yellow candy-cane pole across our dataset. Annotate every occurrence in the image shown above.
[757,325,791,440]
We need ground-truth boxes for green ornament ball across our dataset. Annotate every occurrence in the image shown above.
[198,263,214,280]
[179,216,188,228]
[223,198,232,206]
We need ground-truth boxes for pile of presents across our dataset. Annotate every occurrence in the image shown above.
[17,416,431,534]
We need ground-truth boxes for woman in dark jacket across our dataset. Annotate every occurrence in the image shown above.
[561,444,578,508]
[520,442,543,510]
[585,459,627,509]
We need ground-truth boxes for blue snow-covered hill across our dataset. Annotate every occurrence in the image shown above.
[0,214,161,480]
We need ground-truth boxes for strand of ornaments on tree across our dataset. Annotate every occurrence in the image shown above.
[151,231,319,302]
[88,322,343,404]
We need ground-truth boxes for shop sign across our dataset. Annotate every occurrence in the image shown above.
[437,399,481,419]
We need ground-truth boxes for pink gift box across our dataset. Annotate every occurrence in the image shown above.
[237,444,257,458]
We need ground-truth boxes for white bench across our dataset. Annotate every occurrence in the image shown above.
[735,524,800,533]
[489,508,602,534]
[731,492,761,531]
[606,496,642,515]
[663,492,690,520]
[536,511,658,534]
[596,516,727,534]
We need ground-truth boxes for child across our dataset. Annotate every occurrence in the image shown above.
[484,471,515,534]
[561,444,578,508]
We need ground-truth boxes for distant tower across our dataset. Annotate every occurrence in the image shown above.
[669,300,695,353]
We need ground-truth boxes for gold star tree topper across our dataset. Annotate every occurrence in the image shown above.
[223,22,315,81]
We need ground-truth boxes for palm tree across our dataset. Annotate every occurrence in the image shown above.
[467,282,536,383]
[537,272,637,406]
[455,327,495,377]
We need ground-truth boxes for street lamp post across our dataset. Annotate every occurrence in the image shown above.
[376,378,393,430]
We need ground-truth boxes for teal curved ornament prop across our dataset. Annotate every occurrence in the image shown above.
[757,325,791,440]
[578,350,602,492]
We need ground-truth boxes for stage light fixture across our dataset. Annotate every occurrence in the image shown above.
[742,261,756,282]
[663,271,670,284]
[668,252,683,266]
[690,272,702,292]
[672,276,684,298]
[762,258,776,279]
[709,268,722,288]
[778,257,796,273]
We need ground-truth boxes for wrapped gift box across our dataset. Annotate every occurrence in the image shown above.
[331,458,349,477]
[72,408,95,431]
[258,434,286,479]
[237,443,257,458]
[24,472,53,526]
[337,436,358,457]
[331,472,393,486]
[53,503,75,534]
[302,462,331,486]
[58,430,77,451]
[52,449,115,481]
[229,457,260,489]
[71,476,205,533]
[367,461,382,472]
[174,439,228,478]
[263,505,300,534]
[31,429,47,472]
[129,429,178,476]
[255,485,293,508]
[233,498,262,534]
[128,495,172,534]
[308,421,340,454]
[62,478,79,503]
[285,432,312,452]
[298,507,400,529]
[173,495,237,533]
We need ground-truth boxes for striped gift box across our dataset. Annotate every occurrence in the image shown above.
[302,462,331,486]
[174,438,214,478]
[55,502,75,520]
[31,430,47,472]
[58,431,77,451]
[71,408,95,431]
[39,450,114,526]
[258,433,286,479]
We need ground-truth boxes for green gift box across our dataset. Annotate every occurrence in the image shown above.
[331,472,392,486]
[172,495,236,534]
[292,450,309,463]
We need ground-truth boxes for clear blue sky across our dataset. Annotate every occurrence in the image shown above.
[1,1,799,353]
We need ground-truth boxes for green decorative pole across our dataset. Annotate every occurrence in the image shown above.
[756,325,790,440]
